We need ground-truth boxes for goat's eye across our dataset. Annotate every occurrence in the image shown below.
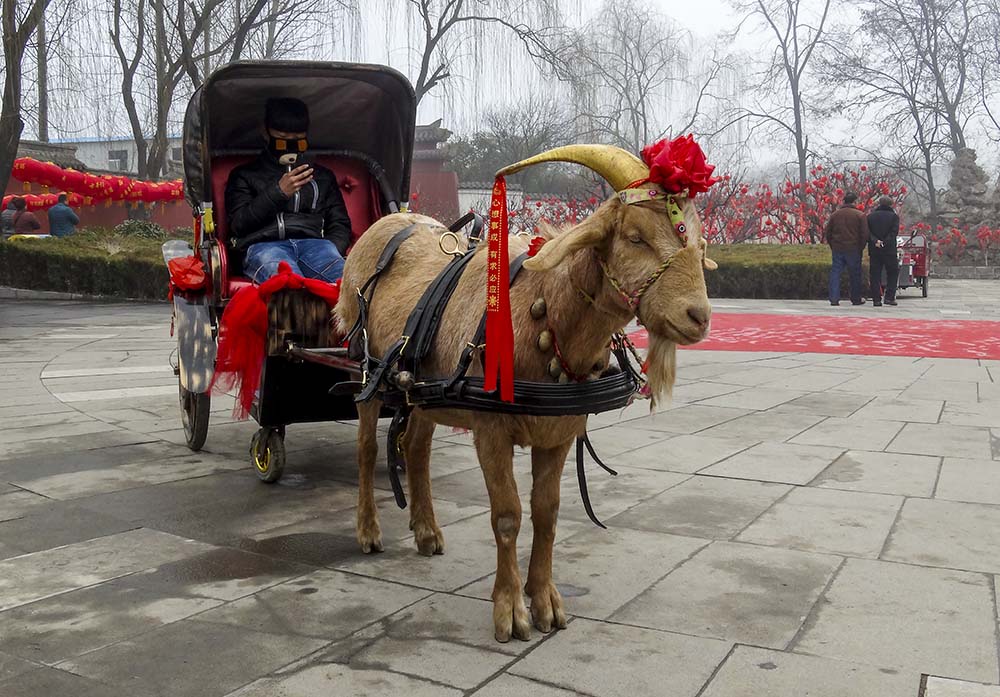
[626,231,644,245]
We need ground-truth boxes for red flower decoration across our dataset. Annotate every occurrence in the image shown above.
[526,236,547,257]
[640,134,719,197]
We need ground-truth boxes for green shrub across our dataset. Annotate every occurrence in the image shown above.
[113,219,168,239]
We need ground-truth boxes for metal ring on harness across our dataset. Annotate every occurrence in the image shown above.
[438,231,463,256]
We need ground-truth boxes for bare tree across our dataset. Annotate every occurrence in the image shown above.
[1,0,51,194]
[731,0,831,241]
[399,0,562,105]
[820,2,948,218]
[109,0,312,180]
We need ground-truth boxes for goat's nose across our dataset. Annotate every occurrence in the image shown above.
[687,305,710,328]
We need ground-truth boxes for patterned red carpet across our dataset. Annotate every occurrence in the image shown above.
[627,312,1000,359]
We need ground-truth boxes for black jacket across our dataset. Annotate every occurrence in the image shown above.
[867,205,899,251]
[225,152,353,255]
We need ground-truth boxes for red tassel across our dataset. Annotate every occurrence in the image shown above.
[485,176,515,401]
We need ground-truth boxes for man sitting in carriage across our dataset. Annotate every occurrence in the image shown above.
[225,97,352,284]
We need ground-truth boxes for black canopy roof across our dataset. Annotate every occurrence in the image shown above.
[182,60,416,209]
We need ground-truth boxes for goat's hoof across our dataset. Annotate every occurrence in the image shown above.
[413,522,444,556]
[493,588,531,643]
[357,526,383,554]
[529,582,567,634]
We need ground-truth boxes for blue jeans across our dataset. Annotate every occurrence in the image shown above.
[830,250,862,303]
[244,239,345,285]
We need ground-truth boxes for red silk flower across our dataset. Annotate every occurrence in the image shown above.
[527,235,547,257]
[640,135,719,197]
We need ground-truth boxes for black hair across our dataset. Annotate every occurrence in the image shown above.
[58,193,68,203]
[843,191,858,204]
[265,98,309,133]
[12,197,26,210]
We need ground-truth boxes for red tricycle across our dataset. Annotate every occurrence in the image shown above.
[896,231,929,297]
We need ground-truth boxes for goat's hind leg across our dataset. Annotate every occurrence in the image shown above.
[356,399,383,553]
[525,440,571,633]
[403,410,443,555]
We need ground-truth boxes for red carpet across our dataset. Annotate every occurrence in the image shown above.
[627,313,1000,359]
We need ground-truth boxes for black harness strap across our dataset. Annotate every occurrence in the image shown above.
[386,409,410,508]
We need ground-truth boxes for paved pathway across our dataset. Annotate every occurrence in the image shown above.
[1,282,999,696]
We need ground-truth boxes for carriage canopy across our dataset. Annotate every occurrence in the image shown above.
[182,60,417,210]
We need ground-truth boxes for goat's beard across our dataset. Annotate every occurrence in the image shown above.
[645,334,677,410]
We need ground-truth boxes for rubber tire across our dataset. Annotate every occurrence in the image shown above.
[922,276,929,297]
[252,428,286,483]
[179,384,210,452]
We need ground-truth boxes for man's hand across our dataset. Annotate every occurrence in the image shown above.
[875,240,884,248]
[278,164,314,197]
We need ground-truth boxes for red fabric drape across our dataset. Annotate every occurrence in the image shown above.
[212,262,341,418]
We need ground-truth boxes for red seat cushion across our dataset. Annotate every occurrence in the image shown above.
[209,154,381,297]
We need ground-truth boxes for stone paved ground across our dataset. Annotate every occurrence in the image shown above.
[1,279,999,696]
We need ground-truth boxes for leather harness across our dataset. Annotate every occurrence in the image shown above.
[337,215,645,527]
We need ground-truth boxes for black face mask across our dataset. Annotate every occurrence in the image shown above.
[267,136,308,166]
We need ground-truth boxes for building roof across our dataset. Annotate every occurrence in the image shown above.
[415,119,451,145]
[16,140,88,170]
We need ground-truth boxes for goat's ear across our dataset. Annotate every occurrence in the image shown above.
[523,224,607,271]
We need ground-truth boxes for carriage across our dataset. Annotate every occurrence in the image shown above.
[168,60,418,482]
[896,231,929,297]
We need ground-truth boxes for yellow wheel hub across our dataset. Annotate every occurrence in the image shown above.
[254,446,271,473]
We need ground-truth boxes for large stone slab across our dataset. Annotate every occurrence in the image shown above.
[795,558,998,681]
[471,674,583,696]
[698,388,808,411]
[557,464,689,524]
[737,486,901,557]
[772,391,874,417]
[882,497,1000,573]
[849,396,943,423]
[611,541,840,647]
[458,527,708,620]
[898,378,979,403]
[700,645,918,697]
[622,404,751,435]
[812,450,940,497]
[607,476,790,539]
[790,418,904,451]
[0,576,221,664]
[61,619,328,697]
[940,402,1000,429]
[613,434,755,473]
[0,490,52,522]
[194,568,430,640]
[700,442,843,484]
[226,663,461,697]
[886,423,993,459]
[509,618,731,697]
[935,457,1000,505]
[0,528,212,611]
[0,666,133,697]
[0,502,135,555]
[697,411,825,443]
[924,676,1000,696]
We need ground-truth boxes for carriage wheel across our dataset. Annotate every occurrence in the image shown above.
[179,383,210,451]
[921,276,929,297]
[251,427,286,483]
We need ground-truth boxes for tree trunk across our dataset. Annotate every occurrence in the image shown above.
[35,8,48,142]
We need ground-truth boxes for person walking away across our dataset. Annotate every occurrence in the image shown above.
[867,196,899,306]
[10,197,42,236]
[1,198,17,240]
[48,193,80,237]
[824,191,868,306]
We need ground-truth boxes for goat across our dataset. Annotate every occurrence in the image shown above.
[335,143,714,642]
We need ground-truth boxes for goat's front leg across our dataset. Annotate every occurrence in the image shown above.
[525,440,571,633]
[355,399,383,553]
[474,429,530,643]
[402,410,443,555]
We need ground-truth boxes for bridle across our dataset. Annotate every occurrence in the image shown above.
[598,189,691,313]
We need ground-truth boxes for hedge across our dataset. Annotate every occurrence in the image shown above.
[0,231,169,300]
[707,244,872,299]
[0,234,866,301]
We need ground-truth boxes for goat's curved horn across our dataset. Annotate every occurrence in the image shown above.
[496,145,649,192]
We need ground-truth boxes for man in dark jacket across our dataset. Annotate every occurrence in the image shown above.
[0,199,16,240]
[824,191,868,306]
[867,196,899,306]
[48,193,80,237]
[225,98,352,284]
